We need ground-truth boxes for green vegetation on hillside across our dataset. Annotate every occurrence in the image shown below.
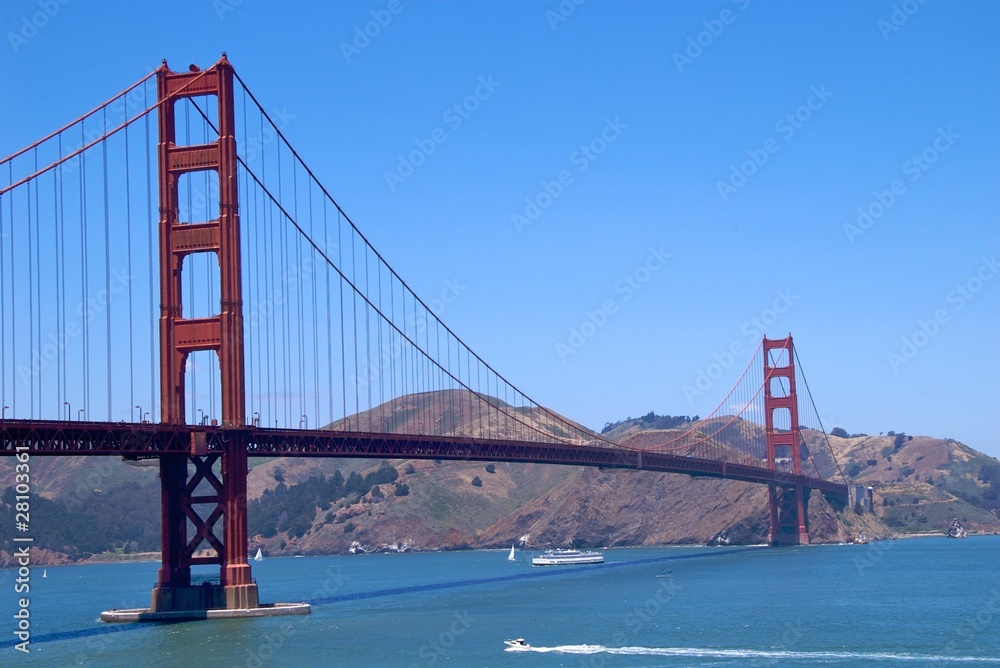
[602,411,698,434]
[249,462,399,539]
[0,484,160,559]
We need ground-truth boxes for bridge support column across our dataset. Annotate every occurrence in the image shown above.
[148,439,258,613]
[763,336,811,546]
[151,455,191,611]
[221,433,257,609]
[768,484,810,546]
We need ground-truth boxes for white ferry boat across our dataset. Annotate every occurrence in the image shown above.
[531,548,604,566]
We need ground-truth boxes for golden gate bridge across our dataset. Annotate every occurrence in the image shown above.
[0,55,847,620]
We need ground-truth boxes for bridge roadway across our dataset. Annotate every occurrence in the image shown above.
[0,419,847,497]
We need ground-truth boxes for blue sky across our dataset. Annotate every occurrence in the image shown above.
[2,1,998,455]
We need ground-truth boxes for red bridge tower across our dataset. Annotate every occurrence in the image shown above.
[763,336,810,545]
[151,56,256,612]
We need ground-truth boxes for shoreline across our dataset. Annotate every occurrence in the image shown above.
[9,531,1000,568]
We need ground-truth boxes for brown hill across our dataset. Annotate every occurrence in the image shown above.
[807,430,1000,534]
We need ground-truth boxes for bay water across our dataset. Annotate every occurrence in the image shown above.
[2,536,998,666]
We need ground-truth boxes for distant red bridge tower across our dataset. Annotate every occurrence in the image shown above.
[763,336,810,545]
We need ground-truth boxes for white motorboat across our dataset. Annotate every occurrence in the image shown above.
[504,638,530,650]
[531,548,604,566]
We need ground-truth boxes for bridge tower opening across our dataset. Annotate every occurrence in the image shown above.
[151,55,257,613]
[763,336,810,546]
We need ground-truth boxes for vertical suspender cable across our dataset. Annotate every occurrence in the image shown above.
[409,293,417,429]
[144,84,155,422]
[268,174,277,427]
[55,137,64,415]
[204,112,215,420]
[434,294,447,433]
[364,244,372,421]
[239,89,253,422]
[447,325,454,434]
[80,124,88,418]
[248,169,260,423]
[338,209,346,428]
[241,91,253,422]
[125,107,135,417]
[351,226,358,423]
[309,180,319,426]
[241,161,251,418]
[255,180,264,425]
[10,167,16,416]
[185,102,195,422]
[34,151,43,415]
[385,268,394,428]
[259,110,273,427]
[376,255,384,430]
[252,180,261,423]
[27,154,35,417]
[323,197,332,428]
[102,108,112,420]
[11,163,17,416]
[293,161,303,423]
[277,141,287,426]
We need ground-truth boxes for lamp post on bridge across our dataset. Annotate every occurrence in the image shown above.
[135,405,142,423]
[2,405,8,420]
[78,409,84,421]
[300,415,308,429]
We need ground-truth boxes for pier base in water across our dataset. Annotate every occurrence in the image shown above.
[100,601,310,623]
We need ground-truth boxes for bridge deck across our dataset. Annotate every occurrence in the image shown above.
[0,420,847,497]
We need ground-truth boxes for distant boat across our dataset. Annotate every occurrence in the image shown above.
[947,518,968,539]
[42,569,47,578]
[504,638,530,650]
[531,549,604,566]
[253,548,263,561]
[507,545,515,561]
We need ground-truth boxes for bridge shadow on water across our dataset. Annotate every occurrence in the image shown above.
[0,547,763,649]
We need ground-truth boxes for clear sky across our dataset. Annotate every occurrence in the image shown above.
[2,1,998,455]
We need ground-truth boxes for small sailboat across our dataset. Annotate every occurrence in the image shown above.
[42,569,47,578]
[507,545,515,561]
[253,548,264,562]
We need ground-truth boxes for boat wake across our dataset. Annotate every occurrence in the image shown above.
[508,644,1000,663]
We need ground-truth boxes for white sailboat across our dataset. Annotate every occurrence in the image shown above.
[253,548,264,562]
[42,569,47,578]
[507,545,515,561]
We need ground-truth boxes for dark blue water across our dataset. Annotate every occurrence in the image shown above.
[2,537,999,666]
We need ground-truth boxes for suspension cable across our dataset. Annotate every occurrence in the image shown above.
[793,345,847,484]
